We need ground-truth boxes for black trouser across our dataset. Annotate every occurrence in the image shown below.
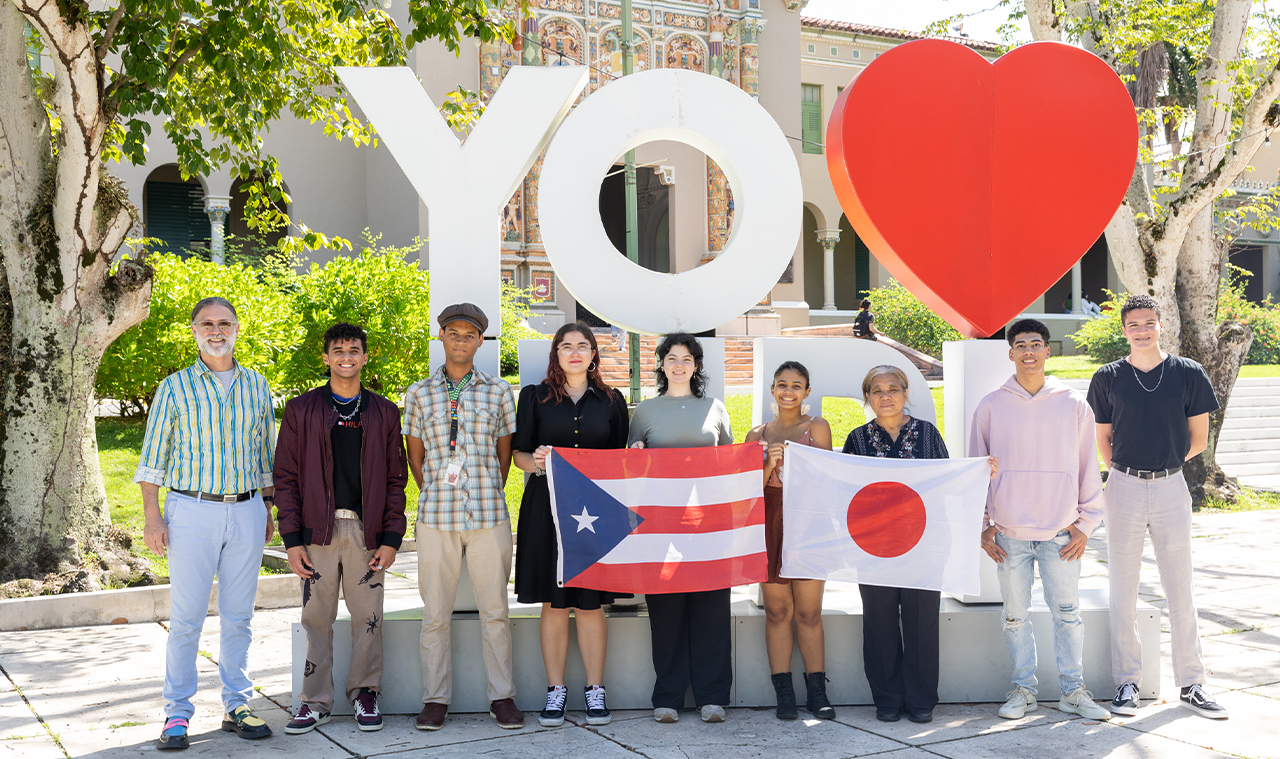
[859,584,940,712]
[647,589,733,709]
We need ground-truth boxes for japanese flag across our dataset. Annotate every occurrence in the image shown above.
[780,445,990,595]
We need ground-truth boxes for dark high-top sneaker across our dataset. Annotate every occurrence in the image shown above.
[771,673,798,720]
[804,672,835,720]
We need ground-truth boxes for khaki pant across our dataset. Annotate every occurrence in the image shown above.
[1104,468,1205,688]
[417,523,515,704]
[298,518,385,712]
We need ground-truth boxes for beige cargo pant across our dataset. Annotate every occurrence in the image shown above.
[298,517,385,712]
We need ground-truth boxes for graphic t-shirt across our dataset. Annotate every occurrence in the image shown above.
[326,386,364,519]
[1086,355,1219,471]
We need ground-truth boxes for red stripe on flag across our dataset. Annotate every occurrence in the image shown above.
[565,552,768,594]
[629,498,765,534]
[554,442,762,480]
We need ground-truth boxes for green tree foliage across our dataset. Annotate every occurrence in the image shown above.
[863,280,963,358]
[96,253,302,414]
[1067,290,1130,364]
[285,234,433,399]
[500,283,546,374]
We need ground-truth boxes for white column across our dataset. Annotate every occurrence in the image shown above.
[203,195,231,265]
[1071,261,1083,314]
[816,228,841,310]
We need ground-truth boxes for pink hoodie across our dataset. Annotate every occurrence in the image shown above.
[969,376,1104,541]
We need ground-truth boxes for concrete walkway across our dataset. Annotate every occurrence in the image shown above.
[3,510,1279,758]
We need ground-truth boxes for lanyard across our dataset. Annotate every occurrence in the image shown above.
[444,370,474,457]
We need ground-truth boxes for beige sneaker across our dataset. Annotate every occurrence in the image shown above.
[700,705,726,723]
[1059,687,1111,721]
[653,707,679,723]
[998,686,1038,719]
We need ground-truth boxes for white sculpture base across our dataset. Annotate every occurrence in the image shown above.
[292,583,1156,714]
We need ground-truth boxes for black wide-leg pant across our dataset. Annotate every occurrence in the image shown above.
[647,589,733,709]
[859,584,940,712]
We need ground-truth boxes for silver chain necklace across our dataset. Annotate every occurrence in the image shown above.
[334,391,362,421]
[1129,357,1166,393]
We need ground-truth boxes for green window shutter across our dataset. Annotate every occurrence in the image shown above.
[855,234,871,298]
[145,181,209,256]
[801,84,823,155]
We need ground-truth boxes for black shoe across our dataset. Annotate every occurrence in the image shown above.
[1111,682,1140,717]
[804,672,835,720]
[584,685,611,726]
[538,685,567,727]
[771,673,798,720]
[1180,684,1229,719]
[906,708,933,723]
[876,708,901,722]
[221,705,273,739]
[156,717,189,751]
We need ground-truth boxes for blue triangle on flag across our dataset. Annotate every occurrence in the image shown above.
[550,451,644,583]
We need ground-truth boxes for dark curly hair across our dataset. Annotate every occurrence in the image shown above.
[1005,318,1050,347]
[323,322,367,353]
[655,332,709,398]
[773,360,810,387]
[542,323,608,403]
[1120,294,1161,322]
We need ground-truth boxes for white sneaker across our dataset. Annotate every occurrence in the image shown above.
[653,707,679,723]
[700,704,725,723]
[1059,687,1111,721]
[998,686,1038,719]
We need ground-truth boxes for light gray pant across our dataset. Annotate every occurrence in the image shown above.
[1104,468,1205,688]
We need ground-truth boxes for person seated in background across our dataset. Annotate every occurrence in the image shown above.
[852,299,883,341]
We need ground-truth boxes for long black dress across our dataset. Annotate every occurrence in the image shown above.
[513,382,630,609]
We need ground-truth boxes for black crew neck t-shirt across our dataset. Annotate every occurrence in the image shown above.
[326,386,364,519]
[1086,355,1219,471]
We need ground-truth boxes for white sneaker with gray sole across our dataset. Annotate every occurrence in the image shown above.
[998,686,1038,719]
[1059,687,1111,721]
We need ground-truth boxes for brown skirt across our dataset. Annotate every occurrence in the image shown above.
[764,485,790,585]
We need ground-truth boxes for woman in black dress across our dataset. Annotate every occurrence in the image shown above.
[512,323,629,729]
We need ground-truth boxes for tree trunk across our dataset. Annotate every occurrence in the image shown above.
[1177,208,1253,504]
[0,0,152,581]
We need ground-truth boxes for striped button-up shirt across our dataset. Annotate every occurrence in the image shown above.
[134,359,277,493]
[402,366,516,531]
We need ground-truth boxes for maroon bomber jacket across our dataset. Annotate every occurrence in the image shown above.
[273,385,408,550]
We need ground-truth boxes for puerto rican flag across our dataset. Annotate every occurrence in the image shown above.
[547,443,767,594]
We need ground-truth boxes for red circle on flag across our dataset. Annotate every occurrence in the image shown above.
[846,481,926,558]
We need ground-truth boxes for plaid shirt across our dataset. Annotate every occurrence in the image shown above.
[134,359,276,493]
[403,366,516,531]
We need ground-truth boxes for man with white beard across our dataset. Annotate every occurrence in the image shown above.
[136,297,278,750]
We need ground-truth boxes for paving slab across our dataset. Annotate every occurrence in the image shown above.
[587,707,904,759]
[0,624,215,691]
[1111,691,1280,759]
[22,673,224,736]
[310,711,562,755]
[362,725,636,758]
[0,734,64,759]
[1194,637,1280,693]
[923,718,1236,759]
[832,702,1078,747]
[1206,625,1280,653]
[54,696,351,758]
[0,689,41,740]
[1244,682,1280,699]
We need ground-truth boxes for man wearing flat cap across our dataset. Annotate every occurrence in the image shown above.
[402,303,522,731]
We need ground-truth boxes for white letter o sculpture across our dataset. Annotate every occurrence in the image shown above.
[538,69,803,335]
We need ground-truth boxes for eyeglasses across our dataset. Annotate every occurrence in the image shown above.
[195,320,237,334]
[558,344,593,355]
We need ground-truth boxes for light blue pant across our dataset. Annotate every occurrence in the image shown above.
[162,491,266,720]
[995,530,1084,695]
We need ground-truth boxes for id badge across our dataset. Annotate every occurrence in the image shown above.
[444,459,463,487]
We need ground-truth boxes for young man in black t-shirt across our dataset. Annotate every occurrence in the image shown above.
[1086,295,1227,720]
[274,323,408,734]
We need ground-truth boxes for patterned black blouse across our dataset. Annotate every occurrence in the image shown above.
[842,416,949,460]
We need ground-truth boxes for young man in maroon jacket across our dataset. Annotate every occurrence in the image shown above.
[274,323,408,734]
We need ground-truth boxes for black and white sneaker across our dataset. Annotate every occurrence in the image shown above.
[1180,684,1229,719]
[584,684,611,726]
[539,685,567,727]
[1111,682,1140,717]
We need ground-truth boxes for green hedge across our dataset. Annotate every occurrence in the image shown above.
[100,235,540,412]
[862,279,963,358]
[1070,275,1280,365]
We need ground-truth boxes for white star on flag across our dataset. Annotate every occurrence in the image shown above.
[572,506,600,533]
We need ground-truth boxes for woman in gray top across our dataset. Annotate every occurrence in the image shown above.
[629,333,734,724]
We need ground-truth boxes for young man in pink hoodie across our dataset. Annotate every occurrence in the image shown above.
[970,319,1109,722]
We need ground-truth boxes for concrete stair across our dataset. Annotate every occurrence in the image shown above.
[1217,377,1280,490]
[594,330,755,387]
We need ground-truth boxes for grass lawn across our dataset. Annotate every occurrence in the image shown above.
[724,386,946,444]
[1046,356,1280,380]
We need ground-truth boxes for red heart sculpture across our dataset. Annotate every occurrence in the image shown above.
[827,40,1137,338]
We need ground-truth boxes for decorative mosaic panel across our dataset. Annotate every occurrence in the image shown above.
[541,17,585,66]
[666,33,707,72]
[707,157,733,252]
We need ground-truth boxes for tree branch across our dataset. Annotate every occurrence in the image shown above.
[94,1,126,61]
[98,206,132,260]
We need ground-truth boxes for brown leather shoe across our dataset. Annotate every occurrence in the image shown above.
[415,702,446,731]
[489,698,525,729]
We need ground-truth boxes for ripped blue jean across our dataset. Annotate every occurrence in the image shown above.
[995,530,1084,695]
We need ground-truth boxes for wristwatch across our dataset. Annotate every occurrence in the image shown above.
[262,495,275,504]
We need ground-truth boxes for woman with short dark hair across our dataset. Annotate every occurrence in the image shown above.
[629,333,735,724]
[512,323,630,728]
